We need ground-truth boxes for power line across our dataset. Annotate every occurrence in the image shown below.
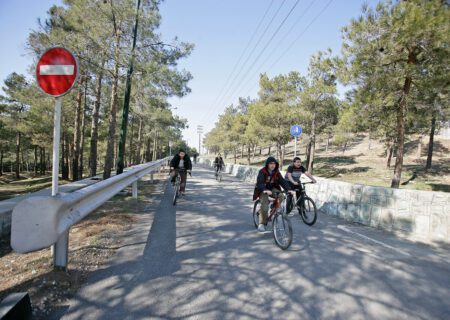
[209,0,301,121]
[237,0,317,93]
[267,0,334,71]
[204,0,275,119]
[229,0,334,105]
[201,0,287,124]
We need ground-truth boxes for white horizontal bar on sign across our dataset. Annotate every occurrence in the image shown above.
[40,65,74,75]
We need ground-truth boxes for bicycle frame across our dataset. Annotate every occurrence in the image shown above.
[293,182,313,208]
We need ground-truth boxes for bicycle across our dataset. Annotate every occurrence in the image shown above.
[172,169,189,205]
[288,182,317,226]
[215,166,223,182]
[252,191,293,250]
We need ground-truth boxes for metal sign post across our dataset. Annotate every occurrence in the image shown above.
[290,125,302,158]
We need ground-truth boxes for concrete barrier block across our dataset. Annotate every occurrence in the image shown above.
[359,203,372,225]
[380,208,395,230]
[432,193,450,205]
[337,203,347,219]
[430,213,447,240]
[370,205,382,227]
[393,189,408,201]
[393,213,414,232]
[414,215,430,236]
[418,191,434,205]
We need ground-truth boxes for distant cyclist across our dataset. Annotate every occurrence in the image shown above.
[193,153,198,164]
[214,154,225,177]
[285,157,316,212]
[253,156,295,232]
[170,149,192,196]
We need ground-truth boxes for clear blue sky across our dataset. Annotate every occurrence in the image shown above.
[0,0,379,148]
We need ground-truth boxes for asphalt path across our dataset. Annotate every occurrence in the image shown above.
[60,165,450,320]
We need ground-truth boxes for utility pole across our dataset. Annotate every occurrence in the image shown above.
[116,0,141,174]
[197,125,203,155]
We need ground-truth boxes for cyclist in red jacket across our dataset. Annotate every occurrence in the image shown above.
[253,156,295,232]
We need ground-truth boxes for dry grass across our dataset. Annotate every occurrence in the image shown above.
[0,172,167,319]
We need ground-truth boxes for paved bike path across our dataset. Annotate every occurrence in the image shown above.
[61,165,450,320]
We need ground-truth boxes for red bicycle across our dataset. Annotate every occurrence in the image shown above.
[253,191,293,250]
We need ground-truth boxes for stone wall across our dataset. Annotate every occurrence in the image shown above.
[200,158,450,243]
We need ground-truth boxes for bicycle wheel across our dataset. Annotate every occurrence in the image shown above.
[298,197,317,226]
[253,200,261,228]
[272,213,292,250]
[172,182,179,206]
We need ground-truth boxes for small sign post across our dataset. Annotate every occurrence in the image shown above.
[36,47,78,269]
[290,125,302,157]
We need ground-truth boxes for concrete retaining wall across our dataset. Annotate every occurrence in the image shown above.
[200,158,450,243]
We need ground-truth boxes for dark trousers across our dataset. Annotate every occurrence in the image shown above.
[286,182,302,212]
[170,169,187,192]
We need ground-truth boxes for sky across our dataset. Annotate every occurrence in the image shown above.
[0,0,380,149]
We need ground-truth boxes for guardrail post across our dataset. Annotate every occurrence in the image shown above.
[132,181,138,199]
[53,231,69,269]
[150,172,154,183]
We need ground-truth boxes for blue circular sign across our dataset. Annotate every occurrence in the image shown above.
[290,125,302,137]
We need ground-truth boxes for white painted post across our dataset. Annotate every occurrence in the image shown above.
[51,98,61,197]
[51,97,69,269]
[132,181,138,199]
[294,136,297,157]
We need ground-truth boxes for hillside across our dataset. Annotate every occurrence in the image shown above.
[210,133,450,192]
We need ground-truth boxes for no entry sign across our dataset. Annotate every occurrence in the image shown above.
[36,47,78,97]
[35,47,78,267]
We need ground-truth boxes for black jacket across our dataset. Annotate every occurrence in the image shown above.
[214,157,224,166]
[253,156,290,200]
[170,154,192,171]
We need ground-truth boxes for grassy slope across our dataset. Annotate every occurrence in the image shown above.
[212,134,450,192]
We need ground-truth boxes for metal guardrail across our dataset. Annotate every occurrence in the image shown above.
[11,157,170,268]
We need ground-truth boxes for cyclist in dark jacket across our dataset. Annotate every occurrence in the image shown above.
[170,150,192,195]
[213,154,225,176]
[253,156,294,232]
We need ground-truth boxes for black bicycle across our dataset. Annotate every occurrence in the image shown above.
[215,166,223,182]
[172,169,190,205]
[287,182,317,226]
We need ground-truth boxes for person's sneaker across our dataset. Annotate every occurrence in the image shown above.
[257,224,266,232]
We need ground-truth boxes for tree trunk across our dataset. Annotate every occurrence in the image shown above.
[268,146,271,155]
[247,145,251,165]
[103,36,120,179]
[308,113,316,173]
[386,145,393,168]
[417,135,422,159]
[259,146,262,155]
[72,78,84,181]
[34,146,38,176]
[79,81,88,180]
[426,114,436,171]
[234,148,237,164]
[0,150,3,176]
[146,138,152,162]
[89,66,104,177]
[391,74,412,188]
[128,117,135,167]
[61,132,69,180]
[326,135,330,153]
[15,131,21,179]
[136,117,143,164]
[41,148,46,175]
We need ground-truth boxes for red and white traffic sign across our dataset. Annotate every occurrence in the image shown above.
[36,47,78,97]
